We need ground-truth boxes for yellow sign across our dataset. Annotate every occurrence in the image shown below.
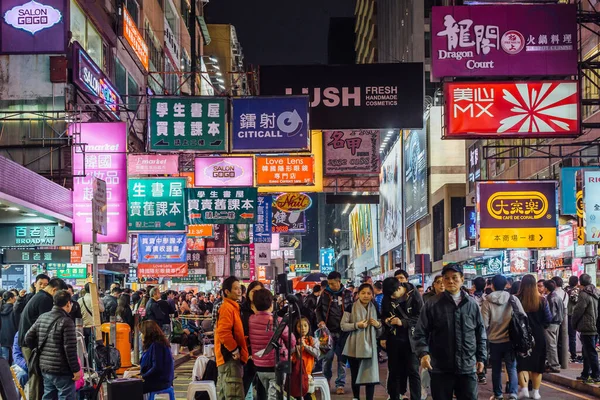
[479,227,557,249]
[274,193,312,212]
[487,191,549,221]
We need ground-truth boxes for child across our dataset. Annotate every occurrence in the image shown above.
[341,283,382,400]
[249,288,295,400]
[292,317,321,400]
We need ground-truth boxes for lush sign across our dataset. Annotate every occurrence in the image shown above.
[186,188,257,224]
[128,178,186,231]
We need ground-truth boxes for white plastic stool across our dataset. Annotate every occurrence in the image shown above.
[186,381,217,400]
[313,376,331,400]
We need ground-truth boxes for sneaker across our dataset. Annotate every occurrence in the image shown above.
[593,377,600,384]
[489,396,503,400]
[585,377,595,384]
[531,389,541,400]
[478,376,487,384]
[336,387,345,395]
[517,388,530,399]
[576,375,588,381]
[508,395,518,400]
[547,367,561,373]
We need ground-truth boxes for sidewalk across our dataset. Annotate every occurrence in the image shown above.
[542,361,600,398]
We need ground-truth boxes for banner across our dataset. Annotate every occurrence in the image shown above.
[583,170,600,243]
[2,249,71,264]
[230,245,251,280]
[138,263,188,278]
[379,140,403,255]
[149,97,227,152]
[444,81,579,138]
[229,224,251,245]
[259,63,424,130]
[186,187,257,224]
[255,156,314,186]
[231,96,310,151]
[272,199,306,233]
[81,243,131,264]
[254,243,271,266]
[128,154,179,176]
[431,4,578,78]
[320,248,335,274]
[187,224,214,237]
[128,178,186,231]
[253,195,273,243]
[194,157,253,187]
[72,122,127,243]
[324,130,380,175]
[138,234,187,263]
[477,181,558,249]
[404,126,428,226]
[206,225,227,254]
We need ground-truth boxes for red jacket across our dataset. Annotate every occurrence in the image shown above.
[249,311,295,369]
[215,298,248,366]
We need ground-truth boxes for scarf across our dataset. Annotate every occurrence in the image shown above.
[342,301,380,384]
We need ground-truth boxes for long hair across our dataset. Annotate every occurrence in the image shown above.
[246,281,265,307]
[140,320,169,350]
[116,294,131,318]
[517,274,541,313]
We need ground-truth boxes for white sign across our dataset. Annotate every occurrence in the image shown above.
[584,170,600,243]
[254,243,271,266]
[82,243,131,264]
[163,17,180,62]
[4,0,62,34]
[92,178,107,235]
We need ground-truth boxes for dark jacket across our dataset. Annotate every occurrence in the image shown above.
[381,283,423,345]
[140,342,174,393]
[546,291,565,325]
[25,307,79,377]
[18,290,54,348]
[315,286,353,334]
[103,295,118,322]
[69,300,83,322]
[117,306,135,331]
[0,303,19,347]
[146,298,168,327]
[422,290,438,304]
[413,291,487,374]
[572,284,599,336]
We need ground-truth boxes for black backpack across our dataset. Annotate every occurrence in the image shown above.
[508,295,535,358]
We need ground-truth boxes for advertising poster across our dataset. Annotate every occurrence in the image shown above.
[254,195,273,243]
[477,181,558,249]
[404,127,428,226]
[583,170,600,243]
[186,187,257,224]
[230,245,251,280]
[206,224,227,255]
[255,156,314,186]
[128,154,179,176]
[72,122,127,243]
[431,4,577,78]
[444,81,579,138]
[138,233,187,263]
[323,130,380,175]
[138,263,188,278]
[350,204,377,272]
[272,199,307,234]
[254,243,271,266]
[122,7,148,70]
[194,157,253,187]
[320,248,335,275]
[81,243,131,264]
[509,251,530,274]
[128,178,186,231]
[1,265,25,290]
[231,96,310,151]
[259,63,424,130]
[560,167,600,216]
[465,206,477,241]
[379,140,403,255]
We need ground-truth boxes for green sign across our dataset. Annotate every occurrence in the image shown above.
[128,178,186,231]
[2,249,71,264]
[229,224,251,245]
[291,263,310,274]
[149,97,227,152]
[230,245,251,280]
[172,274,207,284]
[0,224,73,247]
[186,188,257,224]
[56,267,87,279]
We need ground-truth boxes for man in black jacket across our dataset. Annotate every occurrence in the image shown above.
[572,273,600,383]
[14,274,50,314]
[102,286,121,322]
[26,290,81,400]
[18,277,67,400]
[413,264,487,400]
[146,287,169,328]
[316,272,353,395]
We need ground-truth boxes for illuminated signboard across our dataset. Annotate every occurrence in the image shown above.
[4,0,62,34]
[122,7,148,70]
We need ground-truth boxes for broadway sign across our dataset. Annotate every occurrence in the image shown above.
[431,4,577,78]
[444,81,579,139]
[324,130,380,176]
[259,63,424,130]
[477,181,557,249]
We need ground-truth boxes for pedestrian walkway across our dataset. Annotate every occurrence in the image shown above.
[542,360,600,399]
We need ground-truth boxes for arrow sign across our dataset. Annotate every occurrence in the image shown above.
[240,213,254,219]
[539,235,544,241]
[165,222,176,227]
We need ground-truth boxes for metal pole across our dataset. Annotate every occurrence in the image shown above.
[400,131,406,268]
[92,204,99,285]
[189,0,197,96]
[560,311,569,369]
[133,314,140,364]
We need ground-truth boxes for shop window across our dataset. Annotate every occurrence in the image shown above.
[181,0,190,29]
[145,20,164,72]
[181,50,191,72]
[583,46,600,120]
[115,58,127,98]
[128,75,139,111]
[125,0,139,27]
[70,0,104,69]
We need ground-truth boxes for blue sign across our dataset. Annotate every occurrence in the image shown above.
[320,248,335,274]
[465,206,477,241]
[253,195,272,243]
[560,167,598,215]
[138,233,187,263]
[231,96,310,152]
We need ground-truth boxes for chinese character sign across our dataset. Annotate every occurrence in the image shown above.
[194,157,253,187]
[432,4,577,78]
[138,234,187,263]
[445,81,579,138]
[127,178,186,231]
[231,96,310,151]
[465,206,477,241]
[71,122,127,243]
[255,156,314,186]
[583,170,600,243]
[477,181,558,249]
[128,154,179,176]
[149,97,227,152]
[324,130,380,176]
[186,188,257,224]
[254,195,272,243]
[229,224,251,245]
[138,263,188,278]
[272,199,306,233]
[230,245,251,280]
[2,249,71,264]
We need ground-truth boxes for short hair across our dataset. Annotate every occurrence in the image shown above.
[569,275,579,287]
[492,275,508,291]
[84,283,91,293]
[416,285,423,289]
[54,290,71,307]
[327,271,341,280]
[382,277,400,297]
[67,284,74,291]
[253,289,273,312]
[374,281,383,290]
[537,279,545,284]
[160,292,168,301]
[111,287,122,295]
[2,291,15,302]
[580,274,592,287]
[48,278,67,291]
[313,284,321,293]
[551,276,563,288]
[507,277,514,285]
[150,288,161,298]
[394,269,409,279]
[473,277,486,291]
[223,276,239,296]
[543,280,556,293]
[35,274,50,283]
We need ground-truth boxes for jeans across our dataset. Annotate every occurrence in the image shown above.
[387,340,421,400]
[430,372,478,400]
[256,371,278,400]
[323,333,346,388]
[41,373,76,400]
[490,342,518,397]
[581,335,600,379]
[23,347,42,400]
[0,346,10,361]
[348,357,375,400]
[545,324,560,370]
[568,316,578,359]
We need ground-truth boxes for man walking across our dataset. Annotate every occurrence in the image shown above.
[316,271,353,394]
[565,276,580,362]
[481,275,525,400]
[414,264,487,400]
[544,280,564,373]
[215,276,248,400]
[571,273,600,383]
[102,286,121,322]
[26,290,81,400]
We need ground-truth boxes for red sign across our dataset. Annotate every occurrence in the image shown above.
[138,263,188,277]
[445,81,579,138]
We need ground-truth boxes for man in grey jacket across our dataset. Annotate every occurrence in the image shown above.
[481,275,525,400]
[544,280,564,373]
[572,273,600,383]
[26,290,81,400]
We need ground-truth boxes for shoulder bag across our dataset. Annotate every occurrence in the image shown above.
[28,316,62,377]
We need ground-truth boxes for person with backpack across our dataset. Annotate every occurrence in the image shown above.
[565,275,581,362]
[481,275,525,400]
[315,271,353,395]
[571,273,600,384]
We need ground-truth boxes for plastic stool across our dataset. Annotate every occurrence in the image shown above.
[149,386,176,400]
[313,376,331,400]
[187,381,217,400]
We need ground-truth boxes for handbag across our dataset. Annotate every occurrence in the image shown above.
[28,316,62,377]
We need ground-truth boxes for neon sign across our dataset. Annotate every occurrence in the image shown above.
[4,0,62,34]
